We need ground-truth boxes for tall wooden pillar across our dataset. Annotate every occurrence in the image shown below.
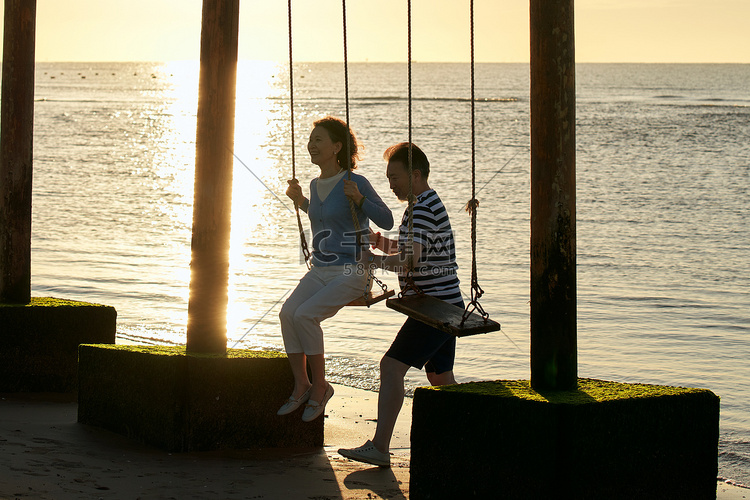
[187,0,240,354]
[530,0,577,390]
[0,0,37,304]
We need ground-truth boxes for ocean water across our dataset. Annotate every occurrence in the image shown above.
[29,62,750,483]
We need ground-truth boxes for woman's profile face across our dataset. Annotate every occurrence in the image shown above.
[307,126,340,167]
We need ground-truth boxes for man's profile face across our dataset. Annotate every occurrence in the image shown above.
[386,160,413,202]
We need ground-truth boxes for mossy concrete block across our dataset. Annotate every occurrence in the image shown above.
[0,297,116,392]
[410,378,719,499]
[78,345,323,451]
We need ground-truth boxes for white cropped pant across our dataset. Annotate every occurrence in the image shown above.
[279,265,368,355]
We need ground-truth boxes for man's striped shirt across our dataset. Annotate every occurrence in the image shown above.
[398,189,462,306]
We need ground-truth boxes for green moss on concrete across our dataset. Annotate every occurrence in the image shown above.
[429,378,712,404]
[225,348,287,359]
[0,297,108,308]
[0,298,116,392]
[85,344,286,360]
[410,378,720,499]
[78,344,322,452]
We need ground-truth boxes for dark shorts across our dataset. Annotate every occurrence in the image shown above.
[385,317,456,374]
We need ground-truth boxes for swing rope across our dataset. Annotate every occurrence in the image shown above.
[288,0,311,269]
[400,0,420,297]
[341,0,361,239]
[463,0,490,324]
[397,0,491,327]
[341,0,391,303]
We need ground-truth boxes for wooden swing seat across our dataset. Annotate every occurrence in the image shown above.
[347,288,395,307]
[386,294,501,337]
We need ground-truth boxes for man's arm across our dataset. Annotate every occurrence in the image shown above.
[366,241,423,274]
[369,229,399,255]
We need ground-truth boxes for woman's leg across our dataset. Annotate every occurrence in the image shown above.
[279,266,365,404]
[291,267,367,355]
[286,353,312,399]
[306,353,327,403]
[279,270,326,397]
[291,267,366,402]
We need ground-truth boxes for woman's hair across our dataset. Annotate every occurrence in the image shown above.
[383,142,430,180]
[313,116,362,170]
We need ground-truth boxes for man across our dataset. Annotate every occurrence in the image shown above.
[338,142,462,467]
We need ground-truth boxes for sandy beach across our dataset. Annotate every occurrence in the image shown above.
[1,384,410,499]
[1,384,747,499]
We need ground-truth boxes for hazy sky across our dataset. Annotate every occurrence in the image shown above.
[7,0,750,63]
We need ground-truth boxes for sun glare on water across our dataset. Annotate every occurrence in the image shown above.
[136,60,295,346]
[228,61,296,345]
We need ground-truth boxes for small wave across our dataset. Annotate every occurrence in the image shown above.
[718,477,750,489]
[655,101,750,109]
[354,96,520,103]
[35,97,161,104]
[117,332,176,346]
[267,95,520,104]
[116,325,186,346]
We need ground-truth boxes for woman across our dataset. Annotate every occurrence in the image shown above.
[279,116,393,422]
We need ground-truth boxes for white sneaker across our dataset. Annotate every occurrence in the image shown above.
[338,440,391,467]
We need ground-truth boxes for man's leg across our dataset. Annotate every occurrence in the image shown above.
[372,355,411,454]
[339,318,449,466]
[426,369,456,386]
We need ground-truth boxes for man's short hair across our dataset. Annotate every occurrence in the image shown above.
[383,142,429,180]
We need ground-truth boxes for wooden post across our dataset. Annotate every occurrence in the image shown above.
[0,0,36,304]
[530,0,577,390]
[186,0,240,354]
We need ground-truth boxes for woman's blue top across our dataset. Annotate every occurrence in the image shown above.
[300,171,393,267]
